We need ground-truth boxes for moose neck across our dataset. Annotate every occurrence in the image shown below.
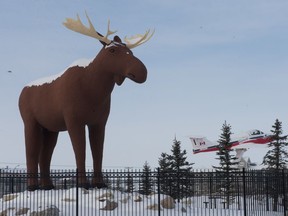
[84,57,118,99]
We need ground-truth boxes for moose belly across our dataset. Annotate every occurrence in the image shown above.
[36,111,67,132]
[37,107,107,132]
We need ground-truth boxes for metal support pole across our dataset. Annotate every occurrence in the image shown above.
[157,168,161,216]
[242,168,247,216]
[266,176,269,211]
[11,177,14,194]
[282,169,286,216]
[76,169,79,216]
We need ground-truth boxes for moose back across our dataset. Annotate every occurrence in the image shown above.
[19,13,153,191]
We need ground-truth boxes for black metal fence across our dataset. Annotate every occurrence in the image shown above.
[0,169,287,216]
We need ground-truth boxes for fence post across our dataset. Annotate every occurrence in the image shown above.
[282,169,286,216]
[242,168,247,216]
[76,169,79,216]
[157,168,161,216]
[10,177,14,194]
[209,176,212,209]
[265,175,269,211]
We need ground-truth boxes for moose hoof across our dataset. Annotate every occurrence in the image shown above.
[78,183,91,190]
[93,182,108,189]
[27,185,40,191]
[40,184,55,190]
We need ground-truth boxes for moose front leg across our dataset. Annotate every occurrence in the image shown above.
[67,123,89,189]
[88,125,107,188]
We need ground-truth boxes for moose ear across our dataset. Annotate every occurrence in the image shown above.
[113,36,122,43]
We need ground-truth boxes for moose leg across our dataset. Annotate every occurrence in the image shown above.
[24,121,43,191]
[88,125,107,188]
[67,124,89,188]
[39,130,59,190]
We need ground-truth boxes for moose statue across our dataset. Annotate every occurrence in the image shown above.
[19,13,154,191]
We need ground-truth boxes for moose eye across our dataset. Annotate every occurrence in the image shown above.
[109,48,115,53]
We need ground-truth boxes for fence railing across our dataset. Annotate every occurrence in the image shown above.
[0,169,287,216]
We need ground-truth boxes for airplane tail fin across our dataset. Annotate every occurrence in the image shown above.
[190,137,217,154]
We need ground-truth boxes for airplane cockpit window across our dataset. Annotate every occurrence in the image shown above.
[251,130,263,135]
[251,130,264,135]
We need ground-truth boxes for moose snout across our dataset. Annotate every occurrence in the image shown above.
[126,60,147,83]
[127,70,147,83]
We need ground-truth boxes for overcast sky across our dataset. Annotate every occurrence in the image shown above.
[1,0,288,170]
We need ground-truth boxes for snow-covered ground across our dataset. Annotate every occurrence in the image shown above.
[0,188,285,216]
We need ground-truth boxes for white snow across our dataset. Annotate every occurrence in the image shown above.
[0,188,284,216]
[27,58,92,87]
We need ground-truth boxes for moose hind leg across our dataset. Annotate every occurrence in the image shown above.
[39,129,59,190]
[88,125,107,188]
[24,121,43,191]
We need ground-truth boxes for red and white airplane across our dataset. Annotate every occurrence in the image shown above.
[190,129,273,154]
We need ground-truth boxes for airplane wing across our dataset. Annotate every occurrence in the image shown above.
[235,132,274,147]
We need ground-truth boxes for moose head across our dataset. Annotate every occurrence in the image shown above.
[19,12,154,191]
[63,13,154,85]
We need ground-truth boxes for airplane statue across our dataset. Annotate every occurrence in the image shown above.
[190,129,273,154]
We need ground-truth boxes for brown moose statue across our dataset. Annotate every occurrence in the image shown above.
[19,13,154,191]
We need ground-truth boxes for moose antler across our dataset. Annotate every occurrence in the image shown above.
[63,12,117,45]
[124,29,155,49]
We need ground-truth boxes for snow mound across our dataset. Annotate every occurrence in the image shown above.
[27,58,92,87]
